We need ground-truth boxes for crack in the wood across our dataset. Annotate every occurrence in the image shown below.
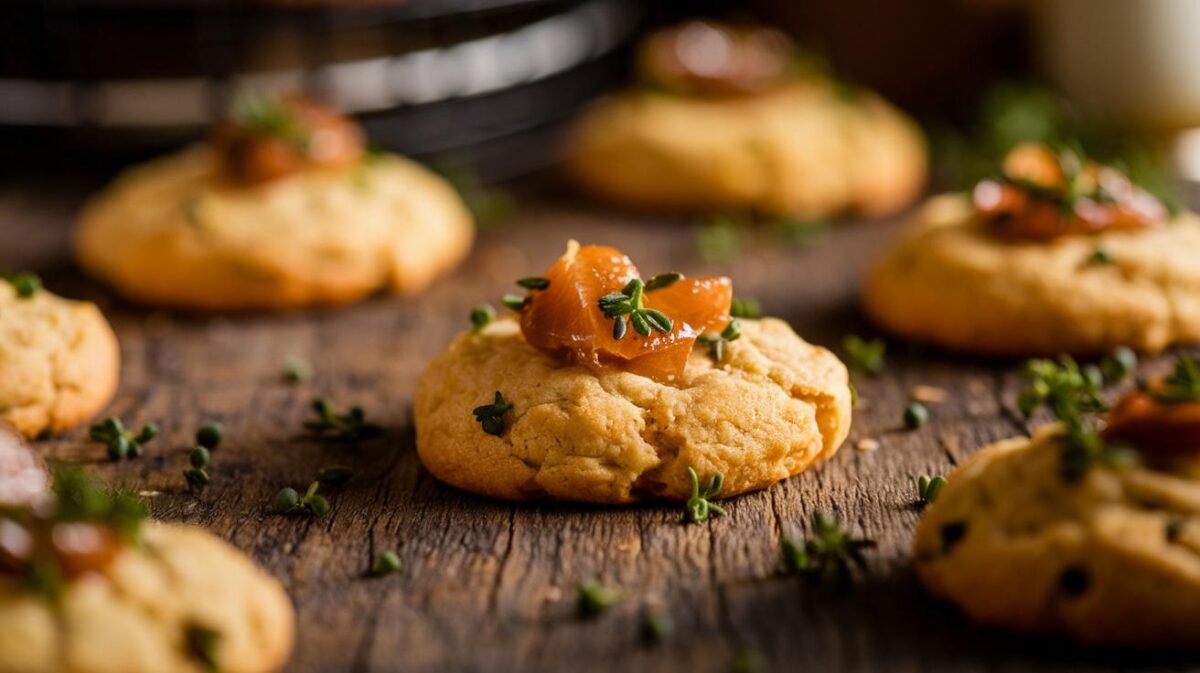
[487,506,517,615]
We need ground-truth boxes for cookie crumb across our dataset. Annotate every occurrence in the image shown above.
[856,438,880,452]
[911,385,948,404]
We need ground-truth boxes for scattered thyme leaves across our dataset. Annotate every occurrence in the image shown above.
[473,391,513,436]
[730,297,762,319]
[685,466,726,524]
[370,551,401,577]
[915,474,947,505]
[516,277,550,290]
[644,272,683,291]
[3,272,41,299]
[283,356,313,384]
[903,402,929,430]
[842,335,886,376]
[696,319,741,362]
[1151,354,1200,404]
[780,512,875,584]
[470,303,496,332]
[598,278,673,339]
[1099,346,1138,384]
[195,422,222,450]
[576,578,621,618]
[305,398,384,441]
[230,94,308,146]
[501,293,527,311]
[88,417,159,462]
[272,481,330,517]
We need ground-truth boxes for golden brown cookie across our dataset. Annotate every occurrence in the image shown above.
[565,81,926,218]
[75,147,473,310]
[913,425,1200,646]
[0,522,295,673]
[414,317,851,503]
[864,194,1200,356]
[0,283,119,438]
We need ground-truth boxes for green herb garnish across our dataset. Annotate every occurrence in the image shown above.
[773,217,827,247]
[195,422,222,450]
[730,297,762,319]
[370,551,401,577]
[183,466,210,492]
[501,294,527,311]
[473,391,513,436]
[915,474,946,505]
[903,402,929,430]
[305,398,384,441]
[3,272,41,299]
[88,417,159,462]
[598,278,673,340]
[283,356,313,384]
[696,319,741,362]
[1149,355,1200,404]
[780,512,875,584]
[576,578,621,618]
[51,465,148,543]
[230,94,308,146]
[842,335,886,376]
[643,273,682,291]
[470,303,496,332]
[272,481,330,517]
[685,466,726,524]
[694,215,743,264]
[516,277,550,290]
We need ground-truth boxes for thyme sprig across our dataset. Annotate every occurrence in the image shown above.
[780,512,875,583]
[88,417,159,462]
[598,278,673,340]
[470,303,495,332]
[473,391,513,436]
[915,474,947,505]
[842,335,886,376]
[697,319,741,362]
[230,94,308,146]
[272,481,330,517]
[685,466,726,524]
[576,578,621,618]
[305,398,383,441]
[3,272,41,299]
[1150,355,1200,404]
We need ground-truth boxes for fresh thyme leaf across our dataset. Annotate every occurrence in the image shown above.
[283,356,313,384]
[597,278,673,340]
[576,578,621,618]
[903,402,929,430]
[644,272,682,291]
[183,467,210,492]
[915,474,947,505]
[640,609,673,646]
[697,320,742,362]
[685,466,726,524]
[779,511,875,584]
[189,446,211,469]
[470,303,496,332]
[516,277,550,290]
[694,214,743,264]
[773,217,827,247]
[1099,346,1137,384]
[501,294,527,311]
[195,422,222,450]
[730,297,762,319]
[230,94,309,147]
[842,335,886,376]
[305,398,384,441]
[1151,355,1200,404]
[87,416,159,462]
[3,272,42,299]
[185,623,221,672]
[272,481,330,517]
[473,391,513,436]
[370,551,401,577]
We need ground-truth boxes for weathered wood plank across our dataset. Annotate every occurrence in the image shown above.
[0,176,1194,673]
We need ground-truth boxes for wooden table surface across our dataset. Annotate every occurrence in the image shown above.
[2,172,1196,673]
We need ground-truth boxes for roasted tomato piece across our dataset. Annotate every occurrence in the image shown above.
[518,242,732,383]
[638,20,794,97]
[212,94,365,185]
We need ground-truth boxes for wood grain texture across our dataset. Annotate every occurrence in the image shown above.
[1,175,1196,673]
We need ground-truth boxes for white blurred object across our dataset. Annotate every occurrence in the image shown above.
[0,426,47,509]
[1036,0,1200,130]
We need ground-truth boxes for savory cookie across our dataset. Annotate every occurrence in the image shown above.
[0,522,295,673]
[567,82,926,218]
[864,194,1200,356]
[913,425,1200,646]
[415,317,851,503]
[0,282,118,438]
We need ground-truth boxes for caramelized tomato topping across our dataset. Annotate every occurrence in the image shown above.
[1103,388,1200,457]
[637,20,794,97]
[518,243,732,383]
[974,143,1167,242]
[211,95,364,185]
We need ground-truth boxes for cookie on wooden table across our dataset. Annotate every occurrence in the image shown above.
[566,20,926,218]
[0,468,295,673]
[415,242,852,504]
[913,361,1200,647]
[864,143,1200,356]
[0,276,118,438]
[76,95,473,311]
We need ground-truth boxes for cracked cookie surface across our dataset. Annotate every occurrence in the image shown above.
[0,285,118,438]
[0,522,295,673]
[566,82,926,218]
[864,194,1200,355]
[913,426,1200,646]
[414,317,851,503]
[75,147,473,310]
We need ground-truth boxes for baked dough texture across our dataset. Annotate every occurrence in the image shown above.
[415,317,851,503]
[0,522,295,673]
[565,82,927,217]
[913,426,1200,646]
[864,194,1200,356]
[0,284,118,438]
[75,147,474,310]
